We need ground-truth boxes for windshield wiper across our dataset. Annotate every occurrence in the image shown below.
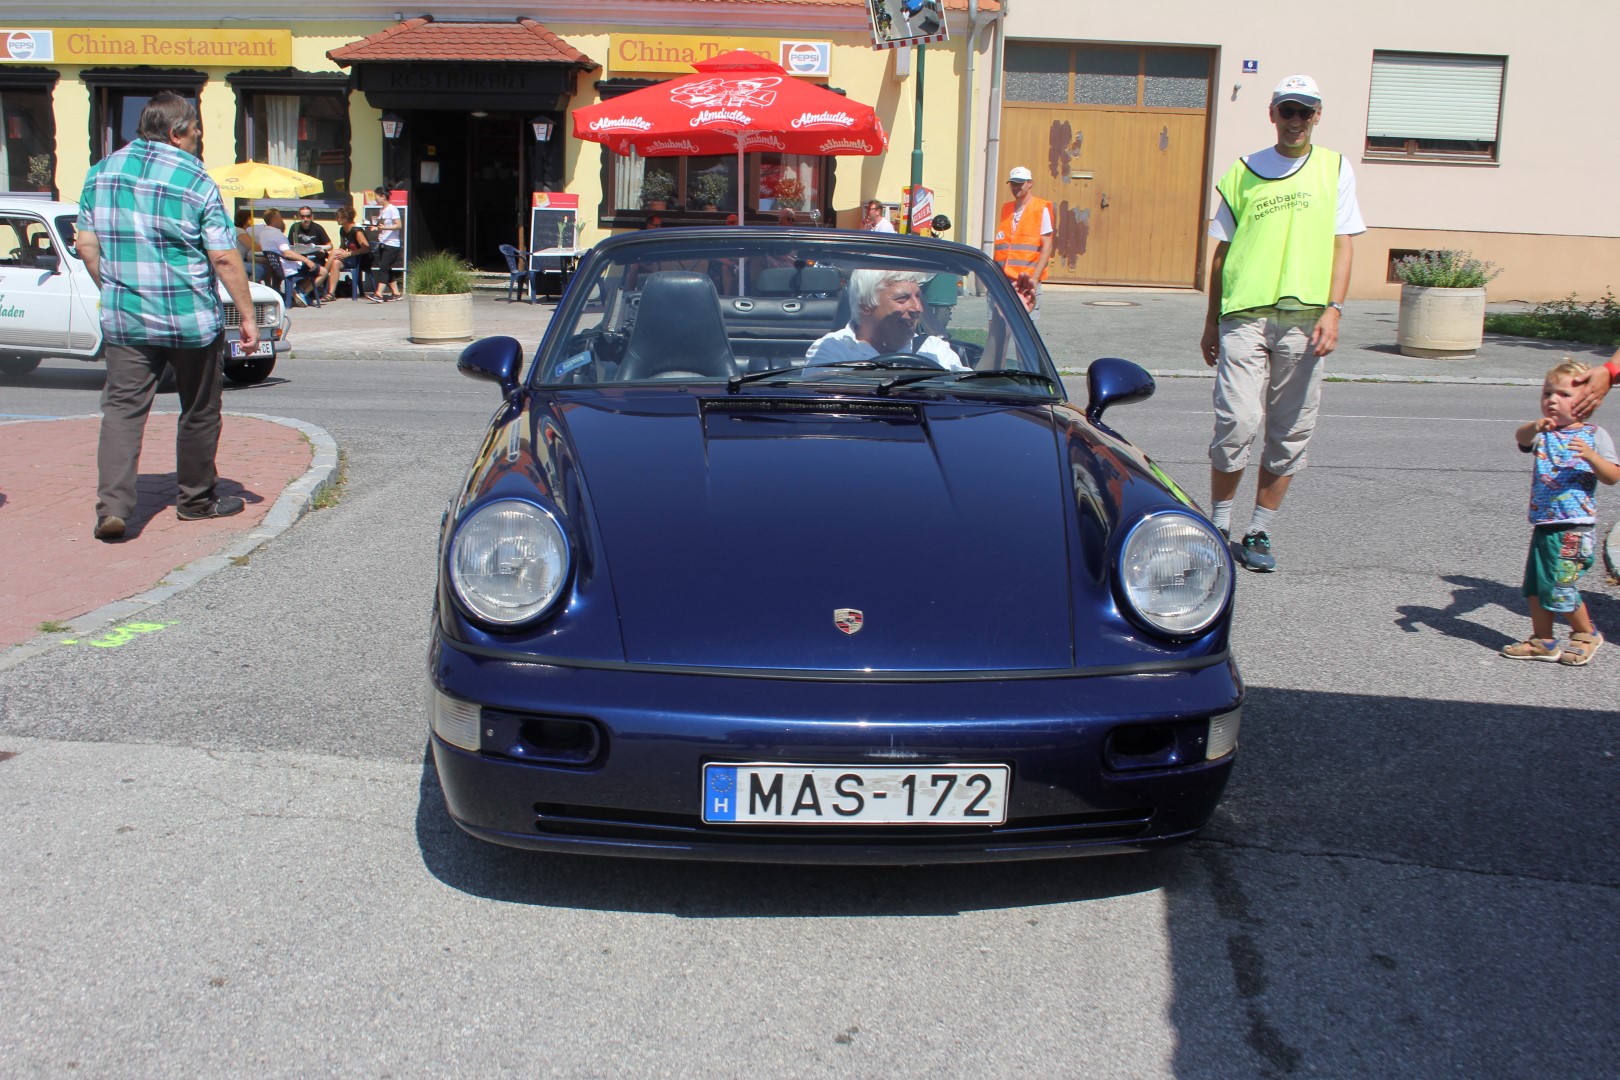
[876,368,1058,394]
[727,366,800,393]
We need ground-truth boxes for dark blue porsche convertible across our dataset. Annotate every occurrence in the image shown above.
[429,227,1240,863]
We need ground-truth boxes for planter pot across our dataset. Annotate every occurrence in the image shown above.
[407,291,474,344]
[1397,284,1488,359]
[645,200,668,211]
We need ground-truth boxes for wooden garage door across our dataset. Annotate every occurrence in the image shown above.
[1000,44,1214,288]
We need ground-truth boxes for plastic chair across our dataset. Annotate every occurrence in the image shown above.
[269,253,320,309]
[499,244,541,304]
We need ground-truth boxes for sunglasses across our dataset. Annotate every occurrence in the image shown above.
[1276,104,1317,120]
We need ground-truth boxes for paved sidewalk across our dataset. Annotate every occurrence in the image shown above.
[0,412,335,655]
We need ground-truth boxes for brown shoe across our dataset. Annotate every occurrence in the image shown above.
[1560,631,1603,667]
[1501,637,1562,662]
[94,515,126,541]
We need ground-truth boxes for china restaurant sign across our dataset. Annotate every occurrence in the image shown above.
[609,34,830,77]
[0,28,292,66]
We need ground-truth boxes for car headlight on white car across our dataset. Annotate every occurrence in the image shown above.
[1119,512,1231,637]
[449,499,570,626]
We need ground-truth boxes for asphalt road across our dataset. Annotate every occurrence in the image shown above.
[1,358,1616,1078]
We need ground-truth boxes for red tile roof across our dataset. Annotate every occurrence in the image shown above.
[328,17,598,68]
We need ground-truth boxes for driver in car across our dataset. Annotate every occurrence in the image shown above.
[805,269,965,370]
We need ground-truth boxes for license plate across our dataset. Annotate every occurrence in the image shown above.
[229,340,273,358]
[702,763,1009,825]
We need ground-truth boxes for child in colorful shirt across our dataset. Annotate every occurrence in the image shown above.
[1504,360,1620,665]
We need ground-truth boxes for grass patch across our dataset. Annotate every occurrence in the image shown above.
[230,555,251,567]
[312,449,348,511]
[38,620,70,634]
[950,327,989,346]
[1484,291,1620,348]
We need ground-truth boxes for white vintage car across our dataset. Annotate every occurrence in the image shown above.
[0,198,289,385]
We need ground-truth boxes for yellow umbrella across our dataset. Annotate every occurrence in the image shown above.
[208,160,323,200]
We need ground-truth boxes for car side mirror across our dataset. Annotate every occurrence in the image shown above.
[457,336,525,395]
[1085,357,1155,424]
[36,252,60,274]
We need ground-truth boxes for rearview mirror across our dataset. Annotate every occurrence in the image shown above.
[1085,357,1155,424]
[457,336,525,395]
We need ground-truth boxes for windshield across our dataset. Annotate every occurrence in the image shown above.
[536,231,1055,398]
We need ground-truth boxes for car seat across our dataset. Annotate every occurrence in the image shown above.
[618,271,736,380]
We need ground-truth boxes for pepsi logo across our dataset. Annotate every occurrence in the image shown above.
[785,43,824,74]
[7,32,37,61]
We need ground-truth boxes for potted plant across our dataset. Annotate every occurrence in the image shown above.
[773,173,806,211]
[1394,249,1504,359]
[406,249,475,344]
[690,171,729,211]
[640,170,676,211]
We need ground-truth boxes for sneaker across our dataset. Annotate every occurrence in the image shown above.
[1236,530,1276,573]
[1502,638,1564,662]
[94,515,126,541]
[176,495,245,521]
[1560,631,1603,667]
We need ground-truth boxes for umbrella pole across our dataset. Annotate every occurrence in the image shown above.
[735,138,748,297]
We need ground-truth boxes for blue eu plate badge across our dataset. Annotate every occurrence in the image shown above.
[705,766,738,821]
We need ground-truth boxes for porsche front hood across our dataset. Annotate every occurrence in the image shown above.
[559,392,1076,671]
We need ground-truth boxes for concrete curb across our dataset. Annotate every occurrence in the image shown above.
[0,412,339,673]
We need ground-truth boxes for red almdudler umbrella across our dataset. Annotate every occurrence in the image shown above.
[571,49,888,221]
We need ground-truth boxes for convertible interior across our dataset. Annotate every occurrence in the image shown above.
[547,257,1011,385]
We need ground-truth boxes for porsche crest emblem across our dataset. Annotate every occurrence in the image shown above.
[834,608,864,635]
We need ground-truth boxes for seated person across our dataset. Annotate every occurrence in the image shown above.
[234,208,261,280]
[287,205,331,251]
[805,269,965,370]
[256,208,320,305]
[321,206,370,300]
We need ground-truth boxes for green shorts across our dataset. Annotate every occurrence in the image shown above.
[1522,524,1595,613]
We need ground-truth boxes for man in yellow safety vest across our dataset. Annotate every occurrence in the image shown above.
[1200,74,1364,573]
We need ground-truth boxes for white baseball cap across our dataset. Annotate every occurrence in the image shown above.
[1007,166,1033,183]
[1271,74,1322,106]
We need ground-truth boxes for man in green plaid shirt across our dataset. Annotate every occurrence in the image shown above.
[76,92,258,541]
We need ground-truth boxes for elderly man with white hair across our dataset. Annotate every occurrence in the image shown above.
[806,269,965,369]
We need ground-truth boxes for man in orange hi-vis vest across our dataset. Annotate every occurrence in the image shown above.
[992,165,1054,321]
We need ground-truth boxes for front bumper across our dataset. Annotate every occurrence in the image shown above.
[429,634,1241,864]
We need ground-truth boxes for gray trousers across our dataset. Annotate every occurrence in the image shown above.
[96,335,225,520]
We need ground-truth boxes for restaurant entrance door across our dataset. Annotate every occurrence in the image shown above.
[407,110,527,271]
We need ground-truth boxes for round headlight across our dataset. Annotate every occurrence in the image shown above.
[449,500,569,626]
[1119,513,1231,636]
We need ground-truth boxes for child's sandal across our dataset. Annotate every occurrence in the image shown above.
[1560,631,1603,666]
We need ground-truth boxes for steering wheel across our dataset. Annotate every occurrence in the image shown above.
[865,351,945,369]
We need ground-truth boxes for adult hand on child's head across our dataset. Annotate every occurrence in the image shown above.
[1570,360,1613,420]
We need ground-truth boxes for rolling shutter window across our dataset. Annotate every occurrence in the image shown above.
[1367,52,1505,143]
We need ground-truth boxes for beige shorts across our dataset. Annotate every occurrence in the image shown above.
[1209,309,1325,476]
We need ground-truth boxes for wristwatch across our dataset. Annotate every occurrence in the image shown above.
[1328,301,1344,313]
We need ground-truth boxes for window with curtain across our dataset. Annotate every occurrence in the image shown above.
[94,87,200,160]
[1366,51,1506,161]
[246,89,349,192]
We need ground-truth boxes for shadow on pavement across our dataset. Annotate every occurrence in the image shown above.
[1396,573,1620,652]
[1168,687,1619,1077]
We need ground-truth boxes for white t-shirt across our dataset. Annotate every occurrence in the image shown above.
[376,202,402,248]
[805,324,965,370]
[866,217,897,233]
[1208,146,1366,241]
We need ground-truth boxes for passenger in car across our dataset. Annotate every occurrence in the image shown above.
[805,269,965,369]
